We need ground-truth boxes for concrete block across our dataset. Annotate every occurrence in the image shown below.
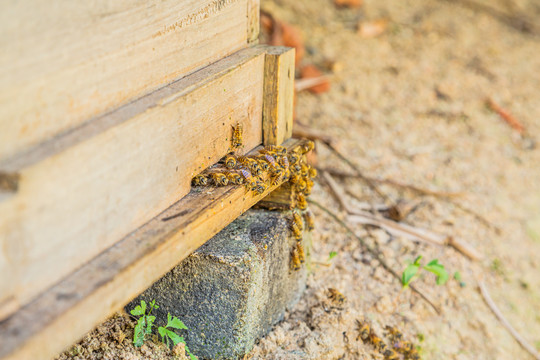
[127,209,309,360]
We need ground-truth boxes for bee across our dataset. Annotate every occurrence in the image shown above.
[406,349,421,360]
[253,179,266,195]
[304,178,314,195]
[356,320,370,342]
[327,288,346,305]
[210,172,228,186]
[223,155,237,169]
[301,140,315,154]
[192,174,208,186]
[268,145,287,154]
[290,163,302,174]
[300,164,309,177]
[384,326,403,341]
[278,154,289,169]
[296,193,308,210]
[290,247,301,271]
[295,179,307,193]
[369,332,384,350]
[393,341,413,353]
[270,168,284,186]
[226,172,243,185]
[303,210,315,231]
[308,166,317,178]
[383,349,399,360]
[261,154,278,169]
[289,173,300,184]
[257,159,269,172]
[290,223,303,240]
[296,242,305,263]
[288,152,300,165]
[379,342,388,353]
[231,122,243,149]
[239,168,258,191]
[292,212,304,230]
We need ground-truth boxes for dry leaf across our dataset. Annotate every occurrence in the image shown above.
[357,19,388,38]
[300,65,331,94]
[334,0,363,8]
[260,11,305,66]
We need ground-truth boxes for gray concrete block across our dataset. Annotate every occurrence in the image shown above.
[127,209,309,360]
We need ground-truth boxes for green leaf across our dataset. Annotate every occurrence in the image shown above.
[168,316,188,330]
[328,251,338,261]
[133,318,146,347]
[402,263,420,288]
[453,271,461,281]
[146,315,156,334]
[130,300,147,316]
[149,299,158,309]
[166,330,184,347]
[413,255,423,266]
[158,326,169,347]
[424,259,449,285]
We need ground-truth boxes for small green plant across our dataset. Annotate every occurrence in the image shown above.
[328,251,338,261]
[453,271,466,287]
[401,256,449,289]
[130,300,197,359]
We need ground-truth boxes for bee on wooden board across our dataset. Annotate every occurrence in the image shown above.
[290,247,301,271]
[223,154,237,169]
[356,320,370,342]
[291,163,302,174]
[327,288,346,306]
[278,154,289,169]
[302,140,315,154]
[304,178,314,196]
[226,172,243,185]
[296,242,305,263]
[210,172,228,186]
[308,166,317,179]
[288,152,300,165]
[253,179,266,195]
[261,154,278,169]
[295,179,307,193]
[192,174,208,186]
[300,163,309,177]
[289,173,300,185]
[231,122,243,149]
[270,168,283,186]
[257,159,269,172]
[238,168,258,191]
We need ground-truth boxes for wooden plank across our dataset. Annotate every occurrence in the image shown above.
[0,0,255,162]
[247,0,261,44]
[0,46,267,321]
[0,138,307,360]
[262,46,295,146]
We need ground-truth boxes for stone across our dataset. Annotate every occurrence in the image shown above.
[126,209,310,360]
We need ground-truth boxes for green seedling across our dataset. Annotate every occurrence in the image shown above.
[328,251,338,261]
[130,299,158,347]
[453,271,466,287]
[401,256,449,289]
[130,300,197,359]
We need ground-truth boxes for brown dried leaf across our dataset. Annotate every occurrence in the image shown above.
[300,65,331,94]
[334,0,363,8]
[357,19,388,38]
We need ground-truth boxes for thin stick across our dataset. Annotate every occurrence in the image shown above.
[478,281,540,360]
[486,97,525,134]
[319,143,397,208]
[309,198,441,314]
[295,76,329,92]
[321,171,356,213]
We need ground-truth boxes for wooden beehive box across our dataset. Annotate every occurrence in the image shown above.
[0,1,295,359]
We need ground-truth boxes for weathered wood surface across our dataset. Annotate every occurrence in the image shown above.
[247,0,261,43]
[262,46,295,146]
[0,138,306,360]
[0,0,259,161]
[0,46,267,321]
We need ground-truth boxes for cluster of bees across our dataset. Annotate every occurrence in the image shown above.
[356,321,421,360]
[190,123,317,271]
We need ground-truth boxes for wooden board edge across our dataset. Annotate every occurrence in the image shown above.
[262,46,295,146]
[247,0,260,44]
[0,139,307,360]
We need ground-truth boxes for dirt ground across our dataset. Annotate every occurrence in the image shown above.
[58,0,540,359]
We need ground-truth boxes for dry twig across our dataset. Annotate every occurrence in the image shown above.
[486,97,525,134]
[309,198,441,314]
[478,281,540,360]
[295,76,330,93]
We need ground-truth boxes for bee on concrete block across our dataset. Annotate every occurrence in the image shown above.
[327,288,346,308]
[303,210,315,231]
[290,223,303,240]
[292,212,304,230]
[355,320,370,342]
[296,193,308,210]
[296,242,305,264]
[290,247,301,271]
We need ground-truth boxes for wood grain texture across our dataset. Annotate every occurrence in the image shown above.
[0,46,266,321]
[247,0,261,43]
[0,0,253,162]
[262,46,295,146]
[0,138,307,360]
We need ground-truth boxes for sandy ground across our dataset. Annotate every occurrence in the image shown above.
[58,0,540,359]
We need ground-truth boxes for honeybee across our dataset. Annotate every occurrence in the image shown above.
[406,349,421,360]
[223,155,237,169]
[226,172,243,185]
[304,178,314,195]
[288,152,299,165]
[302,140,315,154]
[369,332,384,350]
[257,159,269,172]
[291,163,302,174]
[327,288,346,305]
[296,242,305,263]
[303,210,315,231]
[253,179,266,195]
[300,164,309,177]
[278,154,289,169]
[270,168,284,186]
[292,212,303,230]
[290,223,302,240]
[308,166,317,178]
[393,340,413,353]
[356,320,370,342]
[239,168,258,191]
[384,326,403,340]
[289,173,300,184]
[296,193,308,210]
[383,349,399,360]
[210,172,229,186]
[261,154,278,169]
[192,174,208,186]
[231,122,243,149]
[295,179,307,193]
[238,156,260,174]
[290,247,301,271]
